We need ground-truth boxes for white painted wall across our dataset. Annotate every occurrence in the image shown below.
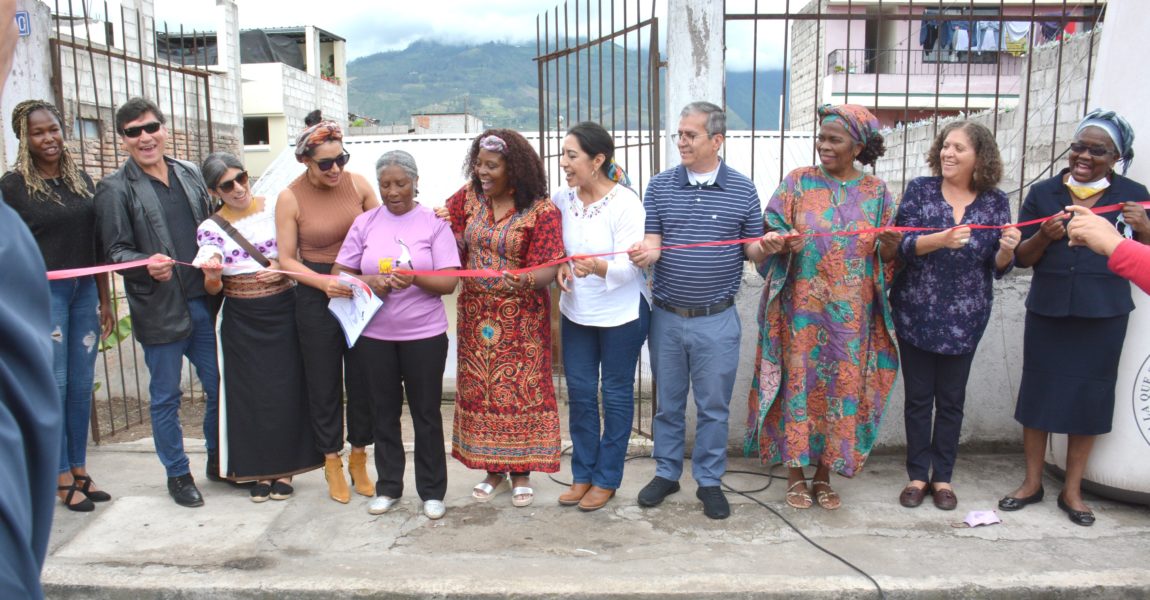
[1,0,53,168]
[665,0,725,166]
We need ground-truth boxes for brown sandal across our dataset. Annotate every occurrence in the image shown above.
[812,480,841,510]
[785,480,813,509]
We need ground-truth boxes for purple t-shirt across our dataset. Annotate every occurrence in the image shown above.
[336,203,461,342]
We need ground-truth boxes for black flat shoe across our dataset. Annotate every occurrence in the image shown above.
[58,482,95,512]
[1057,494,1095,527]
[269,480,293,501]
[249,482,272,503]
[73,474,111,502]
[998,486,1044,511]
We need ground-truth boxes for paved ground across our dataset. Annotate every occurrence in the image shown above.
[41,434,1150,599]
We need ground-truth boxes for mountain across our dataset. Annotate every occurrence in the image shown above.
[347,40,786,132]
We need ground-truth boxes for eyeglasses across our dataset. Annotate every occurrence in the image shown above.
[122,121,162,138]
[313,151,351,172]
[1069,142,1113,157]
[671,131,708,143]
[215,171,249,193]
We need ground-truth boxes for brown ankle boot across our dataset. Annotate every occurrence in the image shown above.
[347,451,374,497]
[558,483,592,506]
[324,456,350,504]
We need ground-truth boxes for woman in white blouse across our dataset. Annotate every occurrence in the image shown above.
[195,152,322,502]
[554,121,649,512]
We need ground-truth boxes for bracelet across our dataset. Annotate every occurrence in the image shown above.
[525,271,537,290]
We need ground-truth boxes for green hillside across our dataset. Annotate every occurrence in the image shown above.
[347,40,785,132]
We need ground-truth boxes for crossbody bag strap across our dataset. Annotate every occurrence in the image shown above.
[209,213,272,268]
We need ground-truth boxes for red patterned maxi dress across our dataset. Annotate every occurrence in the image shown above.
[447,184,566,473]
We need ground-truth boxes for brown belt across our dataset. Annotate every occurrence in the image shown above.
[222,273,295,299]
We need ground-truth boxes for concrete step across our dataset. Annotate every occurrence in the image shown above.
[42,444,1150,599]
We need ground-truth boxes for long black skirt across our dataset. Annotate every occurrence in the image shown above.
[218,288,323,480]
[1014,311,1129,435]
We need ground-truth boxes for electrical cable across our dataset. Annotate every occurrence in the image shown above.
[549,449,885,599]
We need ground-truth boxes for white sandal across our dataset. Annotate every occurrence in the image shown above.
[472,476,509,502]
[511,485,534,508]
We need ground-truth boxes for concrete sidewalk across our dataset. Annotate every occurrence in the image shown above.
[43,440,1150,599]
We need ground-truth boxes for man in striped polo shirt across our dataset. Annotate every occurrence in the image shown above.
[629,101,783,519]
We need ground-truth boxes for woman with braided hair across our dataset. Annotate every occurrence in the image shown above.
[1,99,114,511]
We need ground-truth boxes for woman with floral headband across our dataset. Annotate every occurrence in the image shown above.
[275,114,380,504]
[445,129,566,508]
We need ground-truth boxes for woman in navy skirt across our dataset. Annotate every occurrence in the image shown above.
[999,109,1150,526]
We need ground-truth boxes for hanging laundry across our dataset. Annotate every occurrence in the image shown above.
[953,21,971,53]
[920,19,938,53]
[977,21,1001,53]
[1005,21,1030,56]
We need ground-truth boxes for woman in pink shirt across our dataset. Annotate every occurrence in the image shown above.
[334,150,460,520]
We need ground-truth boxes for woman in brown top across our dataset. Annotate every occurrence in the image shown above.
[275,117,379,504]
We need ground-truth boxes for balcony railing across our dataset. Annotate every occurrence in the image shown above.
[826,48,1024,78]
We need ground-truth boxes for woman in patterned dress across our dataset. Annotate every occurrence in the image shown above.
[746,104,901,510]
[889,121,1020,511]
[445,129,566,508]
[195,152,322,502]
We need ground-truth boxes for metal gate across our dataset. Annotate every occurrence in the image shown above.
[50,0,219,442]
[534,0,663,439]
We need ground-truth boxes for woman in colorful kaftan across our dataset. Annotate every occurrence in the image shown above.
[746,104,900,511]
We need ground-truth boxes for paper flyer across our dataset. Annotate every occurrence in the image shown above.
[327,272,384,347]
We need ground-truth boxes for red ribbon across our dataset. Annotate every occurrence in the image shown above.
[44,200,1150,281]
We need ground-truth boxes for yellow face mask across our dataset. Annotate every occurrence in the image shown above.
[1065,174,1110,201]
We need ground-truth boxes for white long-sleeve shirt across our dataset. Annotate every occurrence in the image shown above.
[553,183,648,327]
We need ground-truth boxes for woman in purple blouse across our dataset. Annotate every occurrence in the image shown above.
[889,121,1021,511]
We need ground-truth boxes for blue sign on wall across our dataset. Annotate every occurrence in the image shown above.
[15,10,30,37]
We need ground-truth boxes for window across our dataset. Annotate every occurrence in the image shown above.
[74,117,100,141]
[243,117,269,146]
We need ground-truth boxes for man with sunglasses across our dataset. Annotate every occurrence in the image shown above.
[94,97,220,508]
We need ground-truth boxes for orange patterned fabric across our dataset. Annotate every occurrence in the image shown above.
[446,184,566,472]
[745,166,899,477]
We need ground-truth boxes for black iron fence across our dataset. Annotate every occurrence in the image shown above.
[49,0,224,443]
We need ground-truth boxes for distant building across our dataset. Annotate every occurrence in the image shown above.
[160,25,349,176]
[787,0,1104,130]
[410,112,484,135]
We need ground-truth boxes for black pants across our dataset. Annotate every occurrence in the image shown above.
[356,333,449,501]
[295,262,373,454]
[899,336,976,484]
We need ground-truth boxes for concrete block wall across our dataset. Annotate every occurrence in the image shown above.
[279,64,348,142]
[785,0,827,133]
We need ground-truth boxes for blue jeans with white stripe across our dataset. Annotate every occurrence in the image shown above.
[648,304,741,487]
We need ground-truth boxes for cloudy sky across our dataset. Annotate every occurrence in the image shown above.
[133,0,787,70]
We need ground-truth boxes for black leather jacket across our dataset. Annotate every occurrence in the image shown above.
[95,156,214,345]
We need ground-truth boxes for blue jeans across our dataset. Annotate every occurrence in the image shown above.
[140,296,219,478]
[562,298,650,489]
[48,277,101,473]
[649,304,741,487]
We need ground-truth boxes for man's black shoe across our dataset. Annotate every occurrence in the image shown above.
[696,486,730,519]
[205,451,223,482]
[168,474,205,508]
[637,476,680,507]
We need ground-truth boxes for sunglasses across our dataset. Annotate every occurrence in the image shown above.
[314,151,351,172]
[215,171,249,193]
[1069,142,1113,157]
[122,121,162,138]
